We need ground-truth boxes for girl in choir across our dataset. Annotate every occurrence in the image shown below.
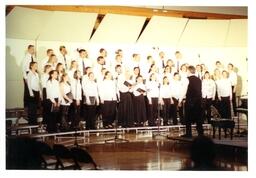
[117,70,134,127]
[45,54,58,70]
[27,62,41,125]
[68,60,78,82]
[59,73,73,131]
[98,71,118,129]
[212,68,222,111]
[130,67,140,84]
[216,70,232,119]
[170,72,183,125]
[146,73,160,126]
[160,76,172,126]
[70,70,82,130]
[166,59,174,69]
[41,64,52,124]
[195,64,203,80]
[46,70,61,133]
[179,64,188,81]
[56,63,65,81]
[82,72,99,130]
[133,75,147,126]
[161,65,173,82]
[202,71,216,123]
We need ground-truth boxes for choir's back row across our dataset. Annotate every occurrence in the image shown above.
[22,45,238,133]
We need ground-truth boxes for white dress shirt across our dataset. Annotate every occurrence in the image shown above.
[46,79,61,103]
[58,54,71,70]
[202,79,216,99]
[40,56,50,73]
[41,73,49,89]
[228,71,237,86]
[70,79,82,101]
[170,80,184,101]
[216,78,232,99]
[146,80,160,103]
[22,53,36,79]
[27,70,40,96]
[160,84,172,99]
[82,80,100,105]
[98,80,117,102]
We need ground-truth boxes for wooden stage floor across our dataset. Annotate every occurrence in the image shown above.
[43,130,247,171]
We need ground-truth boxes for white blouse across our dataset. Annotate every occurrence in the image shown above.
[160,84,171,99]
[60,82,72,106]
[82,80,100,105]
[202,79,216,99]
[133,83,147,97]
[98,79,117,102]
[46,79,61,103]
[146,80,160,99]
[41,73,49,89]
[216,78,232,99]
[170,80,184,101]
[70,79,82,101]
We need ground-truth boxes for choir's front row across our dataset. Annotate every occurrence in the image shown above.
[26,61,233,133]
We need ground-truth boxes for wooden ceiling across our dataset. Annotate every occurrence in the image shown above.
[6,5,247,19]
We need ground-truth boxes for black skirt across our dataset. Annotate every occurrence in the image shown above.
[118,92,134,127]
[133,94,147,125]
[102,100,117,127]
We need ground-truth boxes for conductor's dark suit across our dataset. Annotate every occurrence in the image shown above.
[185,75,204,136]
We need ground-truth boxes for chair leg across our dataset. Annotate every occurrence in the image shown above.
[224,128,227,138]
[213,126,216,139]
[218,127,221,140]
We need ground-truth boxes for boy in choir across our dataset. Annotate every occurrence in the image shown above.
[157,51,166,73]
[117,70,134,128]
[215,61,224,73]
[40,49,54,73]
[166,59,174,69]
[141,55,155,77]
[160,76,172,126]
[170,72,184,125]
[59,73,73,131]
[82,72,100,130]
[70,70,83,130]
[46,70,61,133]
[41,64,52,124]
[202,71,216,123]
[58,46,70,70]
[195,64,203,80]
[216,70,232,119]
[98,71,118,129]
[133,75,147,127]
[22,45,36,108]
[227,63,238,116]
[126,53,141,73]
[94,56,106,80]
[99,48,110,68]
[174,51,183,72]
[146,73,160,126]
[27,62,41,125]
[76,49,92,75]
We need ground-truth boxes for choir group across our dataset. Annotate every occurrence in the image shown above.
[22,45,238,133]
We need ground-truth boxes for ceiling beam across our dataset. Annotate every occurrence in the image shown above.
[6,5,247,19]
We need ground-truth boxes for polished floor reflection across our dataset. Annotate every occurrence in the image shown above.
[52,131,247,171]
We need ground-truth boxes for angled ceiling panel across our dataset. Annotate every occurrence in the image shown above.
[6,7,52,40]
[90,13,146,44]
[38,11,97,42]
[179,19,230,47]
[225,19,247,47]
[137,16,188,46]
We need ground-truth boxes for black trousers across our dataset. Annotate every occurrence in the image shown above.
[69,100,81,130]
[102,101,117,127]
[178,100,185,124]
[42,88,47,124]
[185,98,204,136]
[27,90,40,125]
[60,105,70,131]
[171,98,179,125]
[23,78,29,108]
[85,105,97,130]
[45,98,59,133]
[148,98,158,126]
[133,95,147,125]
[118,92,134,127]
[202,98,213,123]
[163,98,171,125]
[220,96,231,119]
[232,86,237,116]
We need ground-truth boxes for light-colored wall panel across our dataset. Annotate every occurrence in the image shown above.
[137,16,188,46]
[6,7,52,40]
[225,19,247,47]
[38,11,97,42]
[6,38,35,108]
[179,19,230,47]
[90,13,146,44]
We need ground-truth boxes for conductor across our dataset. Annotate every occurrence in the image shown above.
[182,65,204,137]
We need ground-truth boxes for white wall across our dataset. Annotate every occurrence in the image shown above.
[6,38,35,108]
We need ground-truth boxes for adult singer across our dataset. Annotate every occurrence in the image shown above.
[183,66,203,137]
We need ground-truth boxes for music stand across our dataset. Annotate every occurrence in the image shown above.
[105,101,129,143]
[152,84,167,139]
